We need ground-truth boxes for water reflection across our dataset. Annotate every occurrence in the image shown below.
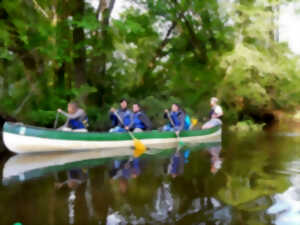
[2,148,133,185]
[267,160,300,225]
[1,137,299,225]
[208,145,223,174]
[109,157,141,180]
[55,169,88,190]
[167,148,187,178]
[2,143,225,225]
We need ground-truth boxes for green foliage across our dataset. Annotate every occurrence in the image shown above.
[219,1,300,115]
[0,0,299,129]
[229,120,265,136]
[71,84,98,102]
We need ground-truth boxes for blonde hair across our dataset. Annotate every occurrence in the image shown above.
[211,97,218,103]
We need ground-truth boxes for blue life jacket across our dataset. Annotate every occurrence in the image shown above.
[68,116,88,130]
[119,109,132,126]
[169,155,182,175]
[209,109,214,119]
[184,115,191,130]
[133,112,145,130]
[131,158,141,175]
[170,111,181,127]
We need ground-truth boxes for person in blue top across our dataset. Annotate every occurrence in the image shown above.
[163,104,190,134]
[109,99,133,132]
[128,103,152,132]
[57,102,88,132]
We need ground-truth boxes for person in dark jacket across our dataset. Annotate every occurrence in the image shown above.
[163,104,186,134]
[109,99,133,132]
[128,103,152,132]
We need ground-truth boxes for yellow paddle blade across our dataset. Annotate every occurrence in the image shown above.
[191,118,198,127]
[133,139,146,158]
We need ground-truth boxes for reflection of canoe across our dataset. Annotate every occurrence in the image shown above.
[3,143,220,185]
[2,122,221,154]
[2,148,131,185]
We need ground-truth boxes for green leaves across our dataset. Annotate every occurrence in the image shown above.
[72,11,100,30]
[0,0,299,128]
[71,84,98,100]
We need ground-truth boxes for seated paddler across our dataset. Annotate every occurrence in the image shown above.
[127,103,152,132]
[109,99,133,132]
[162,103,188,133]
[202,97,223,129]
[57,101,88,132]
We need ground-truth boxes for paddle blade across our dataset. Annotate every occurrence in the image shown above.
[133,139,146,158]
[191,118,198,127]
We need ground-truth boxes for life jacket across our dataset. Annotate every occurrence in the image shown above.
[131,158,141,175]
[209,109,215,119]
[118,109,132,126]
[170,111,181,127]
[68,116,88,130]
[184,115,191,130]
[209,105,222,119]
[168,154,184,175]
[133,112,146,130]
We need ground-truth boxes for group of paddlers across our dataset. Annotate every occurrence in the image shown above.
[57,97,223,133]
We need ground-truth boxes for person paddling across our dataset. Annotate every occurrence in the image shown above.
[202,97,223,129]
[57,102,88,132]
[128,103,152,132]
[109,99,133,132]
[163,104,187,135]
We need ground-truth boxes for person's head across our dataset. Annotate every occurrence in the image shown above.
[67,179,81,190]
[120,99,128,109]
[118,177,128,193]
[171,103,180,112]
[68,102,78,114]
[132,103,141,113]
[210,97,218,107]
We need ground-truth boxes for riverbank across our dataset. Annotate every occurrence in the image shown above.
[266,109,300,132]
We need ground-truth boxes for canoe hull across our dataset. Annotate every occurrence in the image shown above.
[3,122,221,154]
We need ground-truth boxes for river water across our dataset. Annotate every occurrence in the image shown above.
[0,132,299,225]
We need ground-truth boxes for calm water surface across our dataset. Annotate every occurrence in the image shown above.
[0,133,299,225]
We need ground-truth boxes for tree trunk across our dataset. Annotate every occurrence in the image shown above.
[72,0,86,88]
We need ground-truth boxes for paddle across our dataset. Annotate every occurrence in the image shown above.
[54,111,59,129]
[166,111,185,147]
[114,112,146,157]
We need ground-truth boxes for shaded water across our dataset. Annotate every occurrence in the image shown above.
[0,133,299,225]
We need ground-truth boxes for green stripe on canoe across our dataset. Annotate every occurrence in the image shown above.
[3,122,220,141]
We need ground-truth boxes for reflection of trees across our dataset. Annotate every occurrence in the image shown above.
[3,137,299,225]
[217,140,290,209]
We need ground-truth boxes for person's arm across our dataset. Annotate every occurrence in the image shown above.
[164,110,175,127]
[175,112,185,131]
[59,109,85,119]
[109,112,119,127]
[139,113,152,130]
[124,110,133,129]
[163,109,170,120]
[213,106,223,118]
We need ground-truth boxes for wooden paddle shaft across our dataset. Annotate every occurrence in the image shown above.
[114,111,135,139]
[54,112,59,129]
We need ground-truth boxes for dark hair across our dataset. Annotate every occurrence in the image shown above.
[120,99,127,103]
